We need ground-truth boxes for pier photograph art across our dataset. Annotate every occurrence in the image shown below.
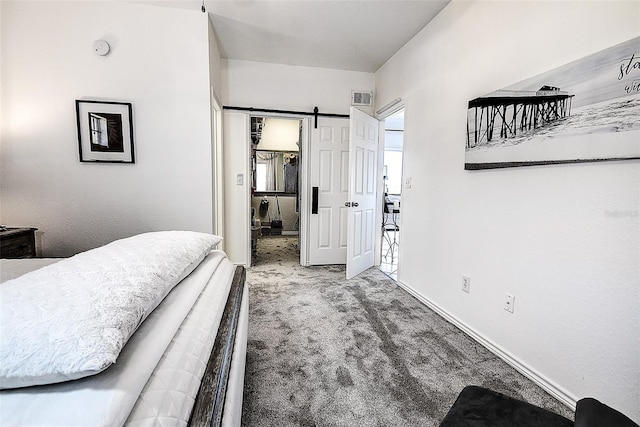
[465,37,640,170]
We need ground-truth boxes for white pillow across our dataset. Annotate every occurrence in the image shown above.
[0,231,222,389]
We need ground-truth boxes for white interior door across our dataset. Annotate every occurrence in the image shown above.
[307,117,350,264]
[346,107,379,279]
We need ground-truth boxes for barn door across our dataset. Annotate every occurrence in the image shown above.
[307,117,350,265]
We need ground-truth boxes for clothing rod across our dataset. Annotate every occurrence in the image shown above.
[223,105,349,119]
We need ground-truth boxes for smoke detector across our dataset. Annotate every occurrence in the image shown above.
[93,40,110,56]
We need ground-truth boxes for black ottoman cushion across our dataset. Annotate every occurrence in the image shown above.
[574,398,638,427]
[440,385,573,427]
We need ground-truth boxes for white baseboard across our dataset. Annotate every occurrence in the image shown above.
[395,279,578,412]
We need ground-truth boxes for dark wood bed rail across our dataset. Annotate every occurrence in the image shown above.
[189,266,246,427]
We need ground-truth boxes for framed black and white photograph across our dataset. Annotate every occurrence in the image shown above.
[76,100,135,163]
[465,37,640,170]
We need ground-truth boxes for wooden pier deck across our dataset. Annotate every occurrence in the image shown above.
[467,87,575,148]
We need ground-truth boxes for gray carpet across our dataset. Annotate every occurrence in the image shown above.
[242,236,573,426]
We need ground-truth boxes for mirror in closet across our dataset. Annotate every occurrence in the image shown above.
[250,116,301,195]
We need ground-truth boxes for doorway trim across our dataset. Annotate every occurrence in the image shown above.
[245,111,309,268]
[222,106,353,267]
[375,100,405,273]
[211,89,224,246]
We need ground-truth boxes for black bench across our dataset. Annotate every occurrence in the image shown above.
[440,386,638,427]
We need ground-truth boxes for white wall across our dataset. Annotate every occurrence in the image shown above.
[258,118,300,151]
[223,111,250,264]
[221,60,374,264]
[376,0,639,421]
[1,1,214,256]
[223,59,374,114]
[208,18,223,103]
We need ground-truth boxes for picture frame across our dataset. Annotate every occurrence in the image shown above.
[76,100,135,163]
[465,37,640,170]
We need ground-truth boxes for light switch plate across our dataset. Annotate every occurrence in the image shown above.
[462,276,470,293]
[504,293,515,313]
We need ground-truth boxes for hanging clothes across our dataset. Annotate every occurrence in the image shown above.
[283,163,298,193]
[259,196,270,218]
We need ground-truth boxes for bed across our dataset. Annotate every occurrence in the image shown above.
[0,231,247,427]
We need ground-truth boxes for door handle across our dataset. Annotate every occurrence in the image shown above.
[352,202,359,207]
[345,202,351,207]
[312,187,318,214]
[344,202,359,207]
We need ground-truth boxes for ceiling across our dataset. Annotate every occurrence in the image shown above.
[148,1,450,73]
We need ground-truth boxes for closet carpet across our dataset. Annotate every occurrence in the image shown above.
[242,236,572,426]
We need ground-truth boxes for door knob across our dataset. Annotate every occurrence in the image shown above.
[345,202,351,207]
[352,202,359,207]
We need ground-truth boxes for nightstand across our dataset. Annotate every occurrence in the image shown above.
[0,228,38,258]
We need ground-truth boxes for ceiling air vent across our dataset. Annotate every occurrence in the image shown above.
[351,91,373,107]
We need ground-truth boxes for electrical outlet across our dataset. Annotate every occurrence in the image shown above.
[404,177,412,188]
[236,173,244,185]
[462,276,470,293]
[504,293,515,313]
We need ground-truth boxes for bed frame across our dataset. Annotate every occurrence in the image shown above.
[189,266,246,427]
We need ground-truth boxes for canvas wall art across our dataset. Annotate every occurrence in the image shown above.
[76,100,135,163]
[465,37,640,170]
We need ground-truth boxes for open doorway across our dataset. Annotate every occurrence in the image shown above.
[249,115,303,266]
[379,109,404,280]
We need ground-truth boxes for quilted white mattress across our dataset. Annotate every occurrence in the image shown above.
[1,231,221,390]
[0,250,246,426]
[125,256,238,426]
